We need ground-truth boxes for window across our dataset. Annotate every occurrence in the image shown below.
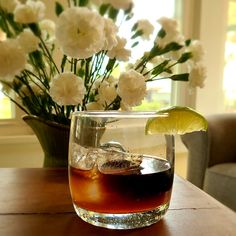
[223,0,236,112]
[0,86,12,119]
[132,0,176,111]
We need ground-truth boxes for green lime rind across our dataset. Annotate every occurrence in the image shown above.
[145,106,208,135]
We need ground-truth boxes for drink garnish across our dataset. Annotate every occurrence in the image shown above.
[145,106,208,135]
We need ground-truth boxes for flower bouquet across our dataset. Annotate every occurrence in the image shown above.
[0,0,206,126]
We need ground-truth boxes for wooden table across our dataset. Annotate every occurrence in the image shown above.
[0,168,235,236]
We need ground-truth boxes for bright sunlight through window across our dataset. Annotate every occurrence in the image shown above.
[223,0,236,112]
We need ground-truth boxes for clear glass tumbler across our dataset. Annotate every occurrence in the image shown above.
[68,111,175,229]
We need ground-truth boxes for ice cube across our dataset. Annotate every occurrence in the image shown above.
[70,143,98,170]
[70,142,144,174]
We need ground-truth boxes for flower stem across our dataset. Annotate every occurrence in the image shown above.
[39,37,60,74]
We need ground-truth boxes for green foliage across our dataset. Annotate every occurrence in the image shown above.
[55,1,64,16]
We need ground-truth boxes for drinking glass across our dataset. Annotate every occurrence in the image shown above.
[68,111,175,229]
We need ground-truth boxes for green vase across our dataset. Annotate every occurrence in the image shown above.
[22,115,70,167]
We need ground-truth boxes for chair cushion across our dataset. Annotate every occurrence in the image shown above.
[203,163,236,211]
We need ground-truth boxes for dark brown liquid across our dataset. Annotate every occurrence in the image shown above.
[69,156,173,214]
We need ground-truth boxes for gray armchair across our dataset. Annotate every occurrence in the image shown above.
[181,113,236,211]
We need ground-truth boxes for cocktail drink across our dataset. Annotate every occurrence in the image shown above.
[68,111,175,229]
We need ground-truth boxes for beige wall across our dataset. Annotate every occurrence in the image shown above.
[0,136,43,167]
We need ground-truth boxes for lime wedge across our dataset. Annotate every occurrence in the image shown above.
[145,106,208,135]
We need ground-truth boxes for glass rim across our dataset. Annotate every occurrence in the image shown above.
[72,110,166,118]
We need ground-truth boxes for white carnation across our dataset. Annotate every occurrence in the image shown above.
[17,29,39,53]
[107,36,131,61]
[49,72,86,106]
[103,18,118,50]
[117,69,146,106]
[0,39,26,77]
[120,102,131,111]
[136,19,154,40]
[187,40,205,63]
[188,63,207,88]
[158,17,178,32]
[96,79,117,107]
[156,17,184,48]
[55,7,105,59]
[103,0,132,10]
[14,0,45,24]
[39,19,56,43]
[0,0,19,13]
[86,102,103,110]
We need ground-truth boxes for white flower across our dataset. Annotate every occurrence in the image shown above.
[126,59,151,80]
[117,69,146,106]
[0,0,19,13]
[107,36,131,61]
[0,39,26,77]
[120,102,131,111]
[55,7,105,59]
[156,17,184,48]
[17,29,39,53]
[136,19,154,40]
[14,0,45,24]
[187,40,205,63]
[188,63,207,88]
[86,102,103,110]
[158,17,178,32]
[96,78,117,107]
[103,18,118,50]
[39,19,56,43]
[49,72,86,106]
[103,0,132,10]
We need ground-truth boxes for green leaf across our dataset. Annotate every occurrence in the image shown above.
[157,28,166,38]
[148,45,161,59]
[131,23,138,31]
[108,7,119,20]
[30,50,45,68]
[55,1,64,16]
[131,29,143,39]
[185,39,191,46]
[79,0,89,6]
[6,13,22,34]
[170,73,189,81]
[125,13,133,21]
[78,68,85,77]
[28,23,41,37]
[131,41,139,48]
[151,60,170,75]
[177,52,192,63]
[99,4,110,15]
[106,58,116,71]
[163,42,183,52]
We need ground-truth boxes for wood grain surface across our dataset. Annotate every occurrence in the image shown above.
[0,168,235,236]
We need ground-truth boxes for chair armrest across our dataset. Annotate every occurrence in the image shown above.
[181,131,208,189]
[207,114,236,166]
